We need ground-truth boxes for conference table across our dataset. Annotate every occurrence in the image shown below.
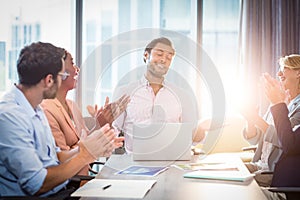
[79,153,267,200]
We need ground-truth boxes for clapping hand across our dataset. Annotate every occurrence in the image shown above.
[87,97,110,118]
[87,104,99,118]
[261,73,289,105]
[79,124,124,161]
[96,94,130,127]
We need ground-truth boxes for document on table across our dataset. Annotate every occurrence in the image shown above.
[71,179,157,198]
[115,165,168,176]
[184,170,254,182]
[183,166,254,182]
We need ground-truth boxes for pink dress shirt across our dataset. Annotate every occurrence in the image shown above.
[113,76,196,153]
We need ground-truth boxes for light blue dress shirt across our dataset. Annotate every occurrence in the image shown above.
[0,86,68,197]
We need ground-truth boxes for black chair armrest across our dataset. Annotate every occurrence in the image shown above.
[260,170,273,175]
[74,175,95,181]
[68,175,92,189]
[0,197,54,200]
[90,161,105,166]
[265,187,300,200]
[267,187,300,193]
[89,161,105,175]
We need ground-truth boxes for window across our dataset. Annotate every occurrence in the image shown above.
[0,0,241,119]
[202,0,241,117]
[80,0,197,116]
[0,0,75,96]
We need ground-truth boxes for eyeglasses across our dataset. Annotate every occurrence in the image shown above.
[58,71,70,80]
[279,63,298,72]
[278,66,288,72]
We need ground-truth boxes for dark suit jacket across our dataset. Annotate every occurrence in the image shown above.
[270,103,300,187]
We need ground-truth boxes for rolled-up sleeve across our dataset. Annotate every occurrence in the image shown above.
[0,112,48,195]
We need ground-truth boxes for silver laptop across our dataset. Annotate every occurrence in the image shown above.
[132,123,194,161]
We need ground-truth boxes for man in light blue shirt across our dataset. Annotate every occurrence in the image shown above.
[0,42,124,197]
[0,85,66,196]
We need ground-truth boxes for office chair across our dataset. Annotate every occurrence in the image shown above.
[257,171,300,200]
[0,163,103,200]
[195,116,254,162]
[267,186,300,200]
[60,161,105,191]
[241,148,300,200]
[88,161,105,175]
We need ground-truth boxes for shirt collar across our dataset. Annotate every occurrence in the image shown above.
[141,75,167,87]
[12,85,41,118]
[290,93,300,106]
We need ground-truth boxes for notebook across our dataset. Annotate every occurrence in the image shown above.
[132,123,194,161]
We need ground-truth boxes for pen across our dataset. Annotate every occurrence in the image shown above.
[102,184,112,190]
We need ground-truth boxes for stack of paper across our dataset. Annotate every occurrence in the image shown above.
[71,179,157,198]
[183,168,254,182]
[181,160,254,182]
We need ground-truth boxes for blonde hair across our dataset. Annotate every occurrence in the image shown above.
[279,54,300,69]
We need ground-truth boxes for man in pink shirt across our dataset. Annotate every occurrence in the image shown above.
[113,37,205,153]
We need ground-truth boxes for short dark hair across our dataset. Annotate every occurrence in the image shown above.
[17,42,65,86]
[143,37,175,63]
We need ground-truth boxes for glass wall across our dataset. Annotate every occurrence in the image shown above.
[80,0,197,116]
[0,0,241,118]
[202,0,241,117]
[0,0,75,96]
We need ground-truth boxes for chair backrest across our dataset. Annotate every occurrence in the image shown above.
[201,115,251,154]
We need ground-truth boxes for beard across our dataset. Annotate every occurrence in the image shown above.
[148,63,168,79]
[43,82,59,99]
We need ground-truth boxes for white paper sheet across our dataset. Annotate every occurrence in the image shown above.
[71,179,157,198]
